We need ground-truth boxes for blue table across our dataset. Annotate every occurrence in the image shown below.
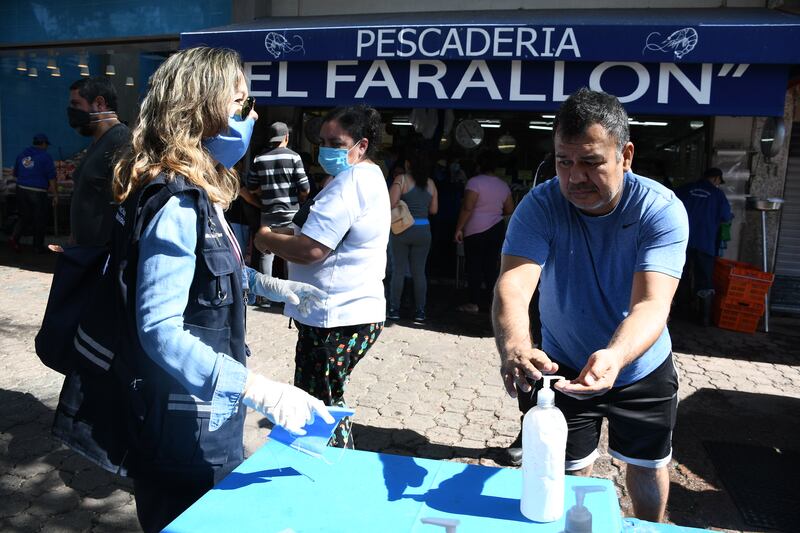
[165,439,625,532]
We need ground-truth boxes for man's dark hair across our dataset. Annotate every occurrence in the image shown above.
[703,167,723,179]
[69,76,118,111]
[553,87,629,157]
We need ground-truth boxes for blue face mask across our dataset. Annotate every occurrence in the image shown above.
[203,116,255,169]
[318,141,361,176]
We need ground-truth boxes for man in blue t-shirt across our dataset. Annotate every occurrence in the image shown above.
[10,133,56,253]
[493,88,688,523]
[676,167,733,325]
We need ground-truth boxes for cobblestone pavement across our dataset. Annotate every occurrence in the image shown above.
[1,250,799,532]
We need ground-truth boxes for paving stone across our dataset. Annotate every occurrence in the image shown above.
[410,402,444,416]
[26,485,81,516]
[459,424,495,441]
[447,387,477,401]
[426,426,462,444]
[427,378,456,391]
[79,487,134,512]
[454,438,487,450]
[11,460,58,479]
[465,409,497,424]
[0,492,30,519]
[379,402,414,418]
[40,509,94,533]
[471,395,504,412]
[91,506,141,533]
[434,412,468,429]
[442,398,471,413]
[403,415,437,433]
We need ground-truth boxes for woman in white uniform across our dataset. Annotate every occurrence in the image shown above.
[255,105,390,448]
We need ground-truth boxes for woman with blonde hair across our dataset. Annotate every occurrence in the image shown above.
[112,46,331,532]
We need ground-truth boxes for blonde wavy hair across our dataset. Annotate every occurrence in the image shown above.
[114,47,244,206]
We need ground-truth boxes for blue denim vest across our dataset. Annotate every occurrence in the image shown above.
[125,175,248,483]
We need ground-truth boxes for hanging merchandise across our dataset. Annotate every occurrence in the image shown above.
[410,108,439,140]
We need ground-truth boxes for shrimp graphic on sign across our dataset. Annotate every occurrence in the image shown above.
[643,27,698,59]
[264,32,305,59]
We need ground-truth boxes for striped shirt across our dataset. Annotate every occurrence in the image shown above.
[247,146,310,227]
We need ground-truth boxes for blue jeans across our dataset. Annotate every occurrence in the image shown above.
[389,225,432,312]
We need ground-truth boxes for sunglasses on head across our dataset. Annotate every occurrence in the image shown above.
[235,96,256,120]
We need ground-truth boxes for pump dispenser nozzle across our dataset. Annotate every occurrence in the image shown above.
[537,376,565,407]
[564,485,606,533]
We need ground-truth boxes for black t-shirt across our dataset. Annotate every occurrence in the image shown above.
[69,123,131,245]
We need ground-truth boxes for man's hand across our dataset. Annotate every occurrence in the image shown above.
[554,348,622,399]
[501,346,559,397]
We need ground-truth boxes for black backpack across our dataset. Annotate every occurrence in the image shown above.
[36,180,180,476]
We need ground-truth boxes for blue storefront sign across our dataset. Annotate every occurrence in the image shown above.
[181,9,800,116]
[242,59,787,116]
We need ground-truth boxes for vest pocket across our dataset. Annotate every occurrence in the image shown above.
[196,275,234,307]
[155,393,231,467]
[197,246,237,308]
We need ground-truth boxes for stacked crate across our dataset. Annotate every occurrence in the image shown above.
[712,258,774,333]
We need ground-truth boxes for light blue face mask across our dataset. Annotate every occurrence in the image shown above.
[318,140,361,176]
[203,116,255,169]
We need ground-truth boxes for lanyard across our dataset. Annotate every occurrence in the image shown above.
[213,204,244,266]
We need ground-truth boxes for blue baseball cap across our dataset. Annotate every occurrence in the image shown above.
[33,133,49,145]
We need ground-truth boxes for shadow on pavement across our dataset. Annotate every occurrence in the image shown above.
[0,245,58,275]
[668,387,800,532]
[669,315,800,366]
[351,423,510,465]
[0,388,133,530]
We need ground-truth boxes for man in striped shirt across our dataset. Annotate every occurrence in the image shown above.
[247,122,310,280]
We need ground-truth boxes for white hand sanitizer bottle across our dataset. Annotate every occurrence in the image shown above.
[520,375,567,522]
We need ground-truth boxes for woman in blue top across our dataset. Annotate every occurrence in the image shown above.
[111,47,332,533]
[388,151,438,323]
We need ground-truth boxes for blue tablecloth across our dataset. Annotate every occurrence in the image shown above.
[166,439,629,532]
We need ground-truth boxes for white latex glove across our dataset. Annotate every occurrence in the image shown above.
[241,372,334,435]
[247,269,326,317]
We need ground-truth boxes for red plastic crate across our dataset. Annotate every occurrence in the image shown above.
[713,258,774,302]
[713,305,761,333]
[714,294,766,316]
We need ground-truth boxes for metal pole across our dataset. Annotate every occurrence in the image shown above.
[762,210,769,333]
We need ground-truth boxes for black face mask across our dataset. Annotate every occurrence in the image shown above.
[67,107,91,129]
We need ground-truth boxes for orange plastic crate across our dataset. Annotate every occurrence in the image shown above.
[714,294,765,316]
[713,258,774,302]
[713,304,762,334]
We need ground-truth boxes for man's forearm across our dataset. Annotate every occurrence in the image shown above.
[492,281,534,362]
[607,300,670,368]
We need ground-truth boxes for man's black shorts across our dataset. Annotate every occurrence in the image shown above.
[527,355,679,470]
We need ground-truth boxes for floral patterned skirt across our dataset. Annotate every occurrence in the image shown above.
[293,321,383,448]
